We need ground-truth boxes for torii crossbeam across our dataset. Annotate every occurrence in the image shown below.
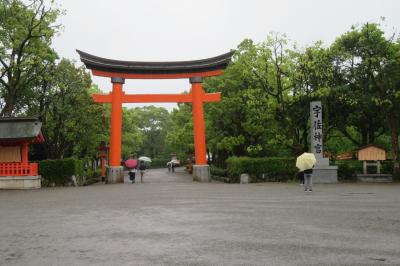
[77,50,234,183]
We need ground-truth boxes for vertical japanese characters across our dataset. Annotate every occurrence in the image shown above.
[310,101,323,157]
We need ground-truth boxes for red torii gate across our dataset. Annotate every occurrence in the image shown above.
[77,50,234,183]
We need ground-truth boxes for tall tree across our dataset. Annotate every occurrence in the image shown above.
[28,59,107,159]
[121,107,143,159]
[165,103,194,160]
[135,106,172,159]
[0,0,61,116]
[288,42,335,154]
[329,23,388,146]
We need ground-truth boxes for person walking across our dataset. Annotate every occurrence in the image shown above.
[297,170,304,186]
[138,160,146,183]
[296,152,316,193]
[167,161,172,172]
[303,168,313,192]
[171,161,175,172]
[128,168,136,183]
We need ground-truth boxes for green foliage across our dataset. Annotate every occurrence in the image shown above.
[210,166,228,177]
[122,108,143,158]
[333,160,394,181]
[1,5,400,181]
[333,161,363,181]
[210,165,231,183]
[82,168,102,186]
[324,129,358,159]
[28,59,108,160]
[147,157,170,169]
[0,0,61,116]
[135,106,172,158]
[328,22,398,145]
[226,157,297,183]
[381,161,394,175]
[39,158,83,186]
[165,103,194,158]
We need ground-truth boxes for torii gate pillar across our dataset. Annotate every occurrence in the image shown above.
[106,77,125,183]
[190,77,210,181]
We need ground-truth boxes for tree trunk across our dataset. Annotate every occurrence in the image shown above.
[0,93,16,117]
[361,128,369,146]
[0,103,14,117]
[388,111,400,177]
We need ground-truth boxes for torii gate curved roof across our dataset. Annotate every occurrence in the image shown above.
[76,50,235,79]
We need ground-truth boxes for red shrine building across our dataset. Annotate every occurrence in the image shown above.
[0,117,44,189]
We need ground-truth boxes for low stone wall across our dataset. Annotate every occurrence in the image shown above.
[357,174,392,183]
[0,175,41,189]
[312,165,338,184]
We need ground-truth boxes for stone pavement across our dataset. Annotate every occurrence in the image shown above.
[0,167,399,265]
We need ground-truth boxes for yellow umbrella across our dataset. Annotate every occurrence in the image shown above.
[296,152,316,171]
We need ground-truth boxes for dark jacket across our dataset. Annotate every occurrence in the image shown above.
[138,162,146,171]
[304,168,313,174]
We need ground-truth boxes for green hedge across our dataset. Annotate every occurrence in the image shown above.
[225,157,297,183]
[210,166,229,182]
[82,168,103,185]
[333,160,394,181]
[333,160,362,181]
[221,157,395,183]
[39,158,84,186]
[210,166,228,177]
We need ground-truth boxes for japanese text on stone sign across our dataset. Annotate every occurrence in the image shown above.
[312,104,322,154]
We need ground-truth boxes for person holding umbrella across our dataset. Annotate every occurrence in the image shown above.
[137,160,147,183]
[125,158,138,184]
[137,156,151,183]
[296,152,316,192]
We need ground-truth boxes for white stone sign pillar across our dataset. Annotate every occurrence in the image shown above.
[309,101,338,183]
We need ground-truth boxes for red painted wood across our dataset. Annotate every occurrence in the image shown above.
[0,162,38,176]
[192,83,207,165]
[122,94,192,103]
[92,92,221,103]
[21,143,28,164]
[92,94,112,103]
[109,82,123,167]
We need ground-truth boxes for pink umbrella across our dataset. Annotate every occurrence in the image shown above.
[125,159,137,169]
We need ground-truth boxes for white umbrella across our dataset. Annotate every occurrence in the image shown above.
[139,156,152,162]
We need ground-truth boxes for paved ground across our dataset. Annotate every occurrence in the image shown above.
[0,168,400,266]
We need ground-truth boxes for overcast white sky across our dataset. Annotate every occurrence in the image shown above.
[52,0,400,110]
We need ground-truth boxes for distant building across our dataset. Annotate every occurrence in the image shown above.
[357,144,386,161]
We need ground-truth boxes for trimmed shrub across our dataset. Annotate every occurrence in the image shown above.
[381,160,394,174]
[39,158,84,186]
[333,160,362,181]
[210,166,228,177]
[210,166,229,182]
[82,168,101,186]
[333,160,394,181]
[226,157,297,183]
